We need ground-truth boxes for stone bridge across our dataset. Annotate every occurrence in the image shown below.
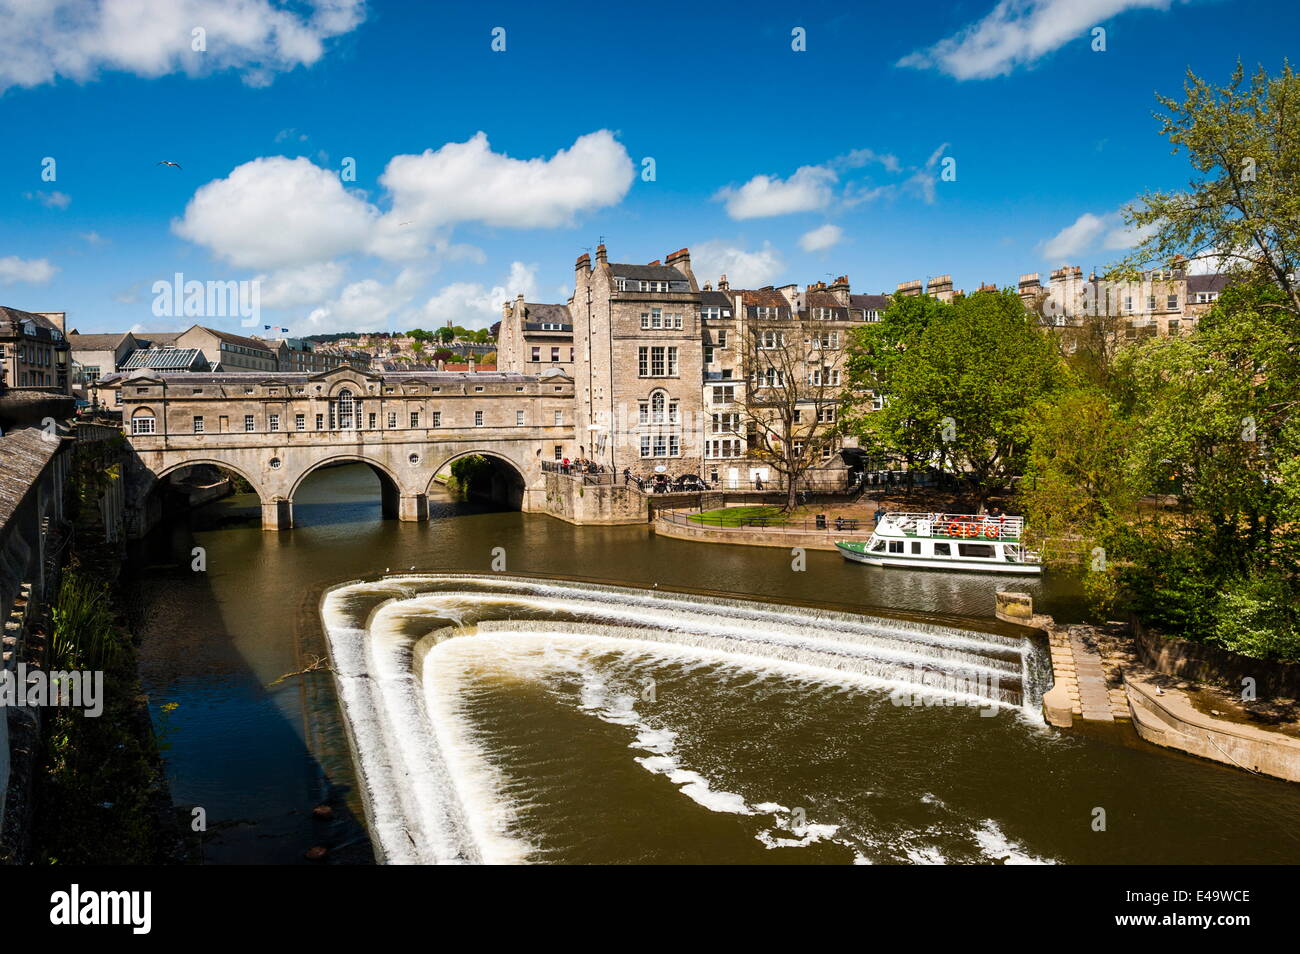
[108,366,576,530]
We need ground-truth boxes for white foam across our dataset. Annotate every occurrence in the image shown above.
[320,575,1051,866]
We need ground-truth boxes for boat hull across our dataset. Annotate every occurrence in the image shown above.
[835,543,1042,575]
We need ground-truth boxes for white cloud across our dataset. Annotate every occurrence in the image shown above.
[79,230,108,245]
[418,262,539,328]
[299,268,426,335]
[693,241,784,288]
[714,165,837,220]
[717,145,948,219]
[0,256,57,284]
[174,131,634,270]
[174,156,378,270]
[799,224,844,253]
[379,130,633,235]
[1043,212,1109,260]
[254,261,347,308]
[898,0,1175,81]
[293,262,537,335]
[837,149,902,174]
[24,190,71,209]
[0,0,366,94]
[1042,207,1161,260]
[1102,218,1160,250]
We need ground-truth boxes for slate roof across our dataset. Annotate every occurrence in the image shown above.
[609,263,690,282]
[736,287,791,310]
[850,293,890,310]
[699,290,734,311]
[1186,273,1232,294]
[0,306,66,341]
[522,303,571,325]
[0,426,63,532]
[67,332,131,351]
[135,331,181,347]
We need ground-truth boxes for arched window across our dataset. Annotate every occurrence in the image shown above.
[650,390,666,424]
[334,388,356,430]
[130,406,157,435]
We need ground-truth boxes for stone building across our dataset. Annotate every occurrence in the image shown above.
[569,245,706,476]
[497,297,575,377]
[1017,264,1228,337]
[0,307,70,394]
[67,331,142,406]
[174,324,278,372]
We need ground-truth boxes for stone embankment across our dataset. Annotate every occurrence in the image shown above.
[997,591,1300,782]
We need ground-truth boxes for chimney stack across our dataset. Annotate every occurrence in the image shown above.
[718,274,729,291]
[595,243,607,266]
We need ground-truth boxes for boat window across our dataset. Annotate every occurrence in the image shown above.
[888,541,904,554]
[958,543,996,559]
[869,540,885,552]
[911,542,921,554]
[934,542,951,557]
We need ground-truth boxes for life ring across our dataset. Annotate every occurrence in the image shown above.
[983,525,1000,539]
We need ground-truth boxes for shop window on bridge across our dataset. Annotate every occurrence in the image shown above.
[432,411,441,427]
[296,414,306,431]
[244,415,255,433]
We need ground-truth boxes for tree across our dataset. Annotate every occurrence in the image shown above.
[1018,389,1138,569]
[1118,61,1300,318]
[845,289,1065,501]
[738,316,845,511]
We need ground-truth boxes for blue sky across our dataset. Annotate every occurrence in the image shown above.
[2,0,1297,335]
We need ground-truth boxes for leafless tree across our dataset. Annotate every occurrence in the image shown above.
[738,317,846,511]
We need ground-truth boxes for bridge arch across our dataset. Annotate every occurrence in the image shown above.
[429,449,528,510]
[287,453,412,524]
[154,457,269,502]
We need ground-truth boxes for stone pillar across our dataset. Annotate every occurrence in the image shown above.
[995,591,1033,624]
[398,494,427,522]
[262,498,293,531]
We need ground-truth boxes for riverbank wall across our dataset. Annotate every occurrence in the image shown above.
[1001,593,1300,782]
[1132,616,1300,700]
[651,510,874,550]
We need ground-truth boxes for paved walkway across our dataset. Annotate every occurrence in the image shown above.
[1047,625,1129,723]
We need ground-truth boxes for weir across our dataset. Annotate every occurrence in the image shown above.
[321,574,1049,865]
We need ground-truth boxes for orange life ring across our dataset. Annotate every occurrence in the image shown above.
[984,525,1000,539]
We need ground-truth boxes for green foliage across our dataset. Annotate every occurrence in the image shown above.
[1118,60,1300,315]
[51,571,121,671]
[446,455,492,496]
[1020,388,1138,566]
[844,289,1065,497]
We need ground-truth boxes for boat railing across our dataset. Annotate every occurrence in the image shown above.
[880,511,1024,540]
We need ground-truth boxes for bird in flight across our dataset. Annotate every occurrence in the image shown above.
[156,160,182,169]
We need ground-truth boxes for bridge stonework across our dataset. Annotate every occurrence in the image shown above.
[113,366,576,530]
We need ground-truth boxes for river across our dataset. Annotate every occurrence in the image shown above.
[126,463,1300,864]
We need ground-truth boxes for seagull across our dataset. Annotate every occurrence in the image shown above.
[157,160,182,169]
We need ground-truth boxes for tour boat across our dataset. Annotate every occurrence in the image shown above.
[836,512,1041,574]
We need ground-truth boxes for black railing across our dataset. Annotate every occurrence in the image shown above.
[656,509,875,535]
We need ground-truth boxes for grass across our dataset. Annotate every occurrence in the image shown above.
[686,505,791,527]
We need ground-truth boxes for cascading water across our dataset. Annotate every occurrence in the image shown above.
[321,574,1055,865]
